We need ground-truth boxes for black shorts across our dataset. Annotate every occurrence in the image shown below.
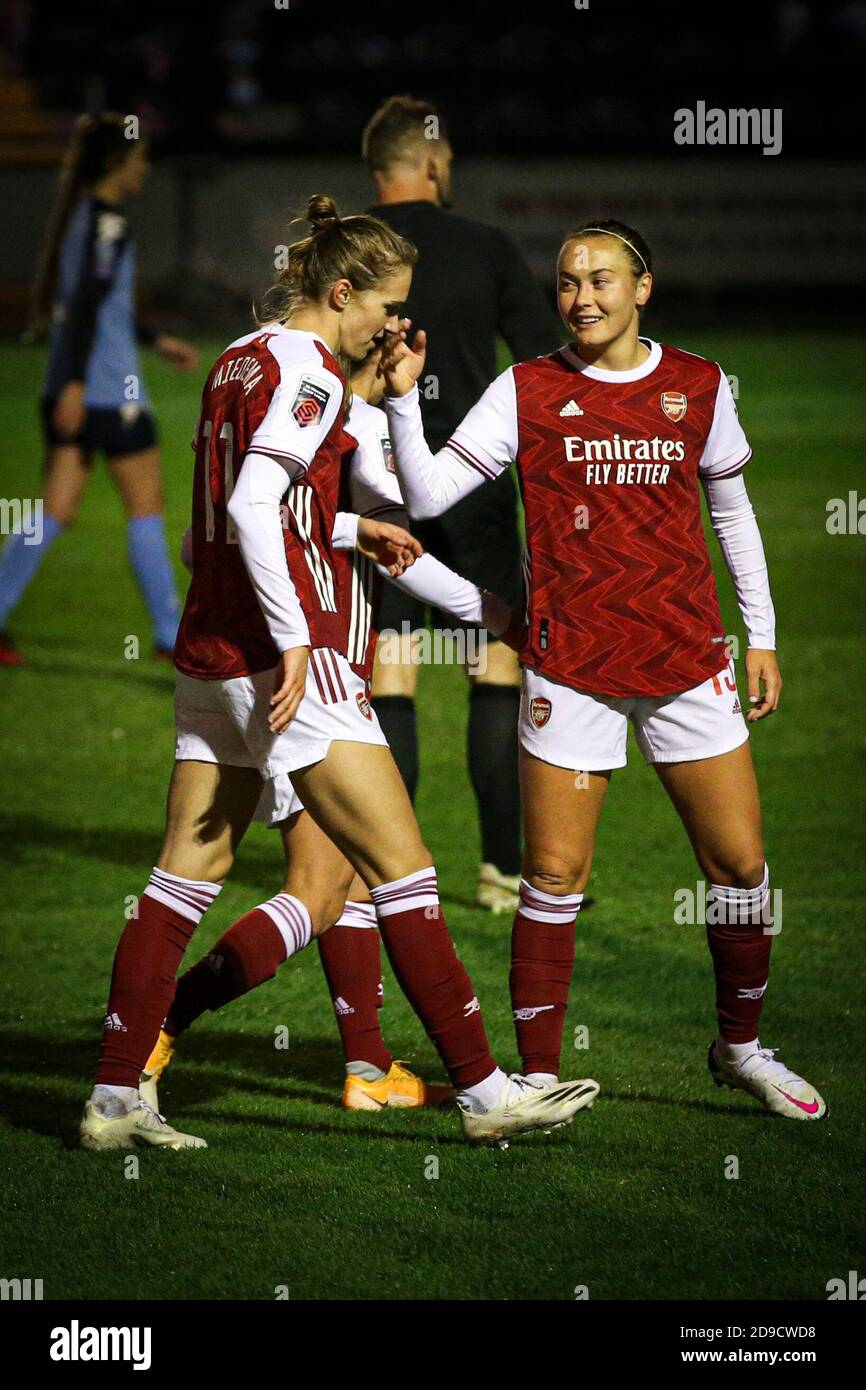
[378,467,523,635]
[41,398,158,457]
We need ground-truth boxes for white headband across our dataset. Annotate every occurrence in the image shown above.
[577,228,649,274]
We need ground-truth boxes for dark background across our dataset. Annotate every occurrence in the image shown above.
[9,0,864,157]
[0,0,863,329]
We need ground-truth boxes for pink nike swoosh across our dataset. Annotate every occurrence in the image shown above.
[774,1086,819,1114]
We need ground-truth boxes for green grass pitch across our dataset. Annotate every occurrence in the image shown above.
[0,329,864,1301]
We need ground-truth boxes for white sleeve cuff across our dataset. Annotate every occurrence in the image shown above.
[332,511,360,550]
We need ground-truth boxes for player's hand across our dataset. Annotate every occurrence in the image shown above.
[379,322,427,397]
[156,335,199,372]
[356,516,422,576]
[745,648,782,721]
[269,645,309,733]
[179,526,193,573]
[480,590,524,651]
[52,380,86,439]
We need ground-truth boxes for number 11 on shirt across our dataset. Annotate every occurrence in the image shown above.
[202,418,237,544]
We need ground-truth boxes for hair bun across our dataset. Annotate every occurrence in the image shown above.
[307,194,340,234]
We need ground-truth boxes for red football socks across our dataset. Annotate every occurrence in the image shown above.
[317,901,392,1074]
[370,868,495,1088]
[96,868,221,1087]
[706,866,774,1044]
[510,878,583,1077]
[166,893,312,1036]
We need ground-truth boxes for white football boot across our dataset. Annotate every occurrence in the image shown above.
[475,863,521,914]
[79,1098,207,1150]
[139,1029,176,1114]
[476,864,597,915]
[708,1041,827,1120]
[459,1074,599,1145]
[138,1074,160,1115]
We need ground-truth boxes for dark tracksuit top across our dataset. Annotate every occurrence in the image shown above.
[43,196,154,409]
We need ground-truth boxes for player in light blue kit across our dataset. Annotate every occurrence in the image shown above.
[0,113,198,665]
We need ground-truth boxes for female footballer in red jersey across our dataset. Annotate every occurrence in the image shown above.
[380,218,826,1121]
[80,198,597,1151]
[141,347,517,1115]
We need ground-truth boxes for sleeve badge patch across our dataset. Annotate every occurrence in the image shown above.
[96,211,126,243]
[380,432,396,473]
[291,376,332,428]
[94,211,126,279]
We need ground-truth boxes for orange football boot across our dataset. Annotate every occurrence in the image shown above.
[342,1060,453,1111]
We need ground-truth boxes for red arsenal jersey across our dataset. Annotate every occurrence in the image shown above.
[175,326,350,680]
[446,338,751,697]
[338,396,406,681]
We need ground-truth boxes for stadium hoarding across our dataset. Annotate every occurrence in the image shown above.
[1,158,864,307]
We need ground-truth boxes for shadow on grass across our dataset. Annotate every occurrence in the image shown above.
[0,1027,320,1128]
[0,1024,465,1149]
[0,812,281,893]
[12,651,175,694]
[602,1088,753,1119]
[0,1024,756,1152]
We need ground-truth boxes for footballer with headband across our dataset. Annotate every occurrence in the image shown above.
[380,216,826,1122]
[80,197,599,1152]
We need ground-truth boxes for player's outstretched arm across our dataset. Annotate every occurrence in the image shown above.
[345,434,516,639]
[155,334,199,372]
[380,327,518,521]
[380,547,515,642]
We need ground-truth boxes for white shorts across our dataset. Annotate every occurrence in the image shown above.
[255,774,304,828]
[174,648,387,779]
[519,661,749,771]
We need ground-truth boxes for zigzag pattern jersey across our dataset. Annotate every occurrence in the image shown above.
[175,326,351,680]
[448,338,750,697]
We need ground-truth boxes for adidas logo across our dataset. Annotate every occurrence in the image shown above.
[103,1012,127,1032]
[333,996,355,1016]
[732,699,742,714]
[513,1004,555,1021]
[463,996,481,1018]
[559,399,584,417]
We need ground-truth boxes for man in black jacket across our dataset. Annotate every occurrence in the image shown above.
[363,94,562,913]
